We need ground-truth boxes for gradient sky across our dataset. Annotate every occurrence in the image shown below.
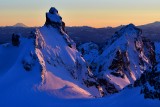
[0,0,160,27]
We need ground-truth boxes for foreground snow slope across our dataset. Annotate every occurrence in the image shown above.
[1,87,159,107]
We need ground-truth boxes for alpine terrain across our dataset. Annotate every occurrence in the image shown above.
[0,7,159,107]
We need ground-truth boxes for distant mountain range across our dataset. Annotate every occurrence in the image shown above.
[66,21,160,44]
[139,21,160,28]
[2,21,160,28]
[0,21,160,45]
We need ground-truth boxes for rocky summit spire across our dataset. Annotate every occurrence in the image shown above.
[45,7,66,33]
[45,7,62,26]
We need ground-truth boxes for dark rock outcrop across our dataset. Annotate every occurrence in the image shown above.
[12,33,20,46]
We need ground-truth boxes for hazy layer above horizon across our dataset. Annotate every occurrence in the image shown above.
[0,0,160,27]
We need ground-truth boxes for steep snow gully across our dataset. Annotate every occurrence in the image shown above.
[0,7,160,107]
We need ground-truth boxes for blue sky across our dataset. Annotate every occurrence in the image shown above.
[0,0,160,27]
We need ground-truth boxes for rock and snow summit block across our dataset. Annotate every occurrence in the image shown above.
[45,7,63,27]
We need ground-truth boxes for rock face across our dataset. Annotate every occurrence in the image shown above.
[134,42,160,100]
[12,33,20,46]
[82,24,154,95]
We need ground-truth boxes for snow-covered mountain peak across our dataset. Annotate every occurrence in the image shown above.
[35,7,101,97]
[121,23,136,31]
[81,24,154,95]
[13,23,28,27]
[118,23,142,36]
[108,24,142,48]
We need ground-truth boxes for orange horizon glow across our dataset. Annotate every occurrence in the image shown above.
[0,0,160,28]
[1,15,159,28]
[1,10,160,28]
